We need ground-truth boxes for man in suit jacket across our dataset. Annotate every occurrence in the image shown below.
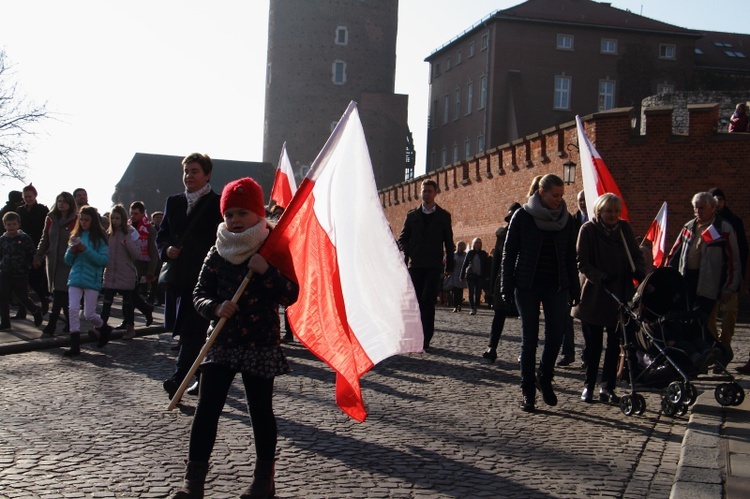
[158,153,223,401]
[398,179,455,351]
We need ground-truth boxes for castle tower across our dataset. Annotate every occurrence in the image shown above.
[263,0,410,188]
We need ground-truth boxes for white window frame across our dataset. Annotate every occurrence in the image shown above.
[454,87,461,120]
[659,44,676,60]
[479,75,487,110]
[468,41,476,58]
[443,94,450,125]
[466,81,473,115]
[601,39,617,54]
[441,146,448,167]
[446,56,451,71]
[456,49,463,65]
[332,60,346,85]
[464,139,471,159]
[481,32,489,50]
[598,80,615,111]
[452,143,459,164]
[554,75,572,110]
[477,135,485,154]
[557,34,574,50]
[335,26,348,46]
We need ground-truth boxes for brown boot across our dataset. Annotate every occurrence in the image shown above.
[172,461,208,499]
[240,459,276,499]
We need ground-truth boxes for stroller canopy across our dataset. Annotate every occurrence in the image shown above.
[632,267,689,323]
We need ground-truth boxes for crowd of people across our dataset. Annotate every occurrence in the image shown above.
[398,174,749,414]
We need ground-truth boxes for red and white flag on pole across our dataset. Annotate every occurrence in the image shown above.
[259,101,423,422]
[643,201,668,267]
[269,142,297,209]
[575,115,629,221]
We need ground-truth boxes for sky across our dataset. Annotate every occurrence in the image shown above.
[1,0,749,212]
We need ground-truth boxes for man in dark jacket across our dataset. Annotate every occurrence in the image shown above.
[398,179,455,351]
[16,184,51,316]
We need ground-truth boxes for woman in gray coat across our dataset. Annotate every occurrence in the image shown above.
[572,193,645,404]
[35,192,77,336]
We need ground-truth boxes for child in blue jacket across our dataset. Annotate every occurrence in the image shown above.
[63,205,110,356]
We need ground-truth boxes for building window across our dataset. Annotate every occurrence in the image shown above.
[454,88,461,120]
[725,50,747,58]
[431,99,439,129]
[443,94,450,125]
[468,41,475,58]
[335,26,348,46]
[557,34,574,50]
[601,39,617,54]
[659,44,676,59]
[479,75,487,109]
[266,63,272,85]
[695,48,704,55]
[656,83,674,94]
[554,75,571,110]
[441,146,447,167]
[464,139,471,159]
[452,143,459,164]
[477,135,485,154]
[332,60,346,84]
[466,82,473,115]
[481,32,489,50]
[456,49,463,65]
[598,80,615,111]
[434,62,441,78]
[446,57,451,70]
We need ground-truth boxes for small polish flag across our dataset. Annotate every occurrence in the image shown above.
[701,225,722,243]
[643,202,667,267]
[269,142,297,209]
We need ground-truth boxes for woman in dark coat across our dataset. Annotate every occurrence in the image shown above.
[158,153,223,400]
[501,174,579,413]
[572,193,645,404]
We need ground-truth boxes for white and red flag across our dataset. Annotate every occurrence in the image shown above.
[259,101,423,422]
[643,202,668,267]
[575,115,629,221]
[702,224,722,243]
[269,142,298,209]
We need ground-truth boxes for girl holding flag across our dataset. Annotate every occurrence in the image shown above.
[171,177,298,499]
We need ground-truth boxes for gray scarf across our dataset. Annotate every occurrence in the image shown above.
[185,183,212,215]
[215,220,270,265]
[523,192,570,231]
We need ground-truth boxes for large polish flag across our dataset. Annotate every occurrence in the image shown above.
[269,142,298,209]
[643,202,668,267]
[575,115,629,221]
[259,101,424,422]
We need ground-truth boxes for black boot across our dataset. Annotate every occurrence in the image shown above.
[187,379,200,396]
[33,308,44,327]
[172,460,209,499]
[240,459,276,499]
[42,316,57,336]
[536,370,558,407]
[63,332,81,357]
[97,324,112,348]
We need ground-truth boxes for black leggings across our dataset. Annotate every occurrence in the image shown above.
[188,364,277,462]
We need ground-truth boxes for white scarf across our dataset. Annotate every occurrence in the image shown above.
[185,183,212,215]
[215,220,270,265]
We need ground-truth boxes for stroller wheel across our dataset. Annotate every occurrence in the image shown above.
[676,403,688,417]
[661,398,679,417]
[683,382,698,406]
[666,381,686,405]
[715,383,737,406]
[730,383,745,406]
[635,394,647,415]
[620,395,636,416]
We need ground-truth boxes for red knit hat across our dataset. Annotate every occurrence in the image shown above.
[220,177,265,218]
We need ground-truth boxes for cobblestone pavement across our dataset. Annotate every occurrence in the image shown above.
[0,305,746,498]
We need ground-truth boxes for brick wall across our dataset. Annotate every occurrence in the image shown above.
[380,105,750,259]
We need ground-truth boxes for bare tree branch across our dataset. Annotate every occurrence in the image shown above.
[0,49,50,182]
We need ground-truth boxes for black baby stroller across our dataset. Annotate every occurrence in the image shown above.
[610,267,745,417]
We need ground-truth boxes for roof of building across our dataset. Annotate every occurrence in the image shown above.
[694,31,750,74]
[427,0,698,60]
[111,153,274,214]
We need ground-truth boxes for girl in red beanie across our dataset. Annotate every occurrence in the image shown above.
[172,177,298,499]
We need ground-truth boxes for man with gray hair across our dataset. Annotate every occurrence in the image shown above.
[667,192,742,318]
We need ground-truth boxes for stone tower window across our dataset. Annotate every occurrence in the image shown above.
[335,26,348,46]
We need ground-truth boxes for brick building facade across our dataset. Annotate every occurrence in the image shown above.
[380,104,750,261]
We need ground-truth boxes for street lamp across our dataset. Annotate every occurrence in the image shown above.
[563,143,578,185]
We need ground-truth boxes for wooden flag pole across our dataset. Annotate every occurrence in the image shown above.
[166,271,253,411]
